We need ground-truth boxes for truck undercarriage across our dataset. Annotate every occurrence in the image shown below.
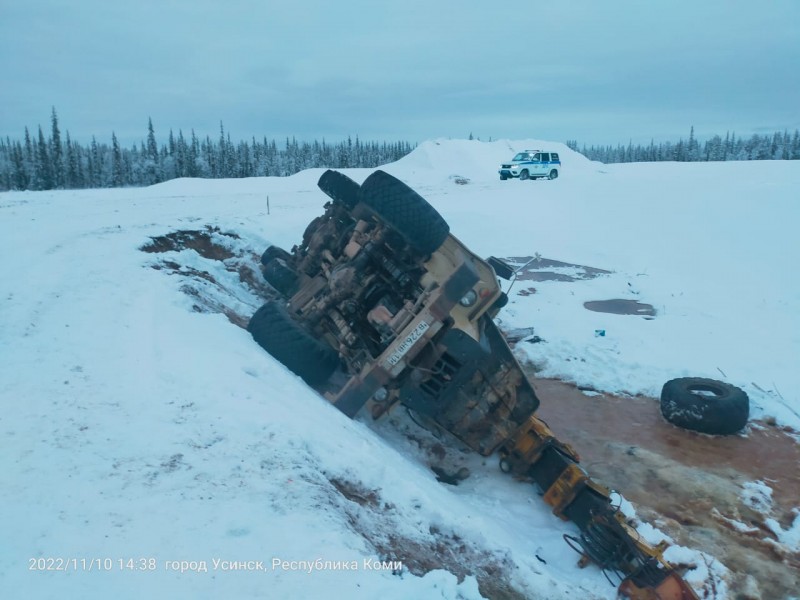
[248,169,699,599]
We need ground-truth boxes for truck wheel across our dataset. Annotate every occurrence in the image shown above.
[519,170,530,180]
[260,245,292,266]
[318,169,360,208]
[500,174,508,181]
[359,170,450,255]
[263,257,298,297]
[248,301,339,386]
[660,377,749,435]
[548,169,559,180]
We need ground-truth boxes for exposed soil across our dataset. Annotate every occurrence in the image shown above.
[140,226,238,260]
[141,227,274,327]
[529,377,800,599]
[327,476,531,600]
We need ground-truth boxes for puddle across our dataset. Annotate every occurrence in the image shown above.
[504,256,611,283]
[583,298,656,317]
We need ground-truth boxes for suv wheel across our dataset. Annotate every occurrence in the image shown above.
[519,170,530,180]
[359,170,450,255]
[248,301,339,386]
[548,169,558,180]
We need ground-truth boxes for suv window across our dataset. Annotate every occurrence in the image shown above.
[551,153,559,161]
[540,153,550,162]
[531,153,540,161]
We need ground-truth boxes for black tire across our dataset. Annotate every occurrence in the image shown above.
[519,170,530,180]
[660,377,749,435]
[359,170,450,255]
[500,174,508,181]
[318,169,360,208]
[248,301,339,386]
[260,245,292,266]
[548,169,558,180]
[492,292,509,311]
[263,257,298,297]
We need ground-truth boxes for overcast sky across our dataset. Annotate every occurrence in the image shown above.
[1,0,798,148]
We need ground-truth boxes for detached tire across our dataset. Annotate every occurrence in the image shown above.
[262,258,298,297]
[318,169,360,208]
[248,301,339,386]
[660,377,749,435]
[359,170,449,255]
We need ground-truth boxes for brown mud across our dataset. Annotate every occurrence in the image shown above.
[530,377,800,598]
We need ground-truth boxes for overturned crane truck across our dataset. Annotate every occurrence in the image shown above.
[248,170,699,600]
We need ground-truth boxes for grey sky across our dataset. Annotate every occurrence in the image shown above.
[1,0,798,147]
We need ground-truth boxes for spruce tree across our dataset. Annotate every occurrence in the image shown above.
[145,118,160,184]
[35,126,53,190]
[111,132,124,187]
[50,107,64,187]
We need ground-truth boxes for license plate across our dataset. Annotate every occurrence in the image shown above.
[385,321,430,368]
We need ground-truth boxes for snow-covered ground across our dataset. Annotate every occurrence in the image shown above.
[1,139,798,599]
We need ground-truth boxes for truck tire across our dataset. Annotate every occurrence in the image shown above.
[359,170,450,255]
[660,377,749,435]
[548,169,558,180]
[318,169,360,208]
[519,170,530,180]
[263,257,298,297]
[260,245,292,266]
[248,301,339,386]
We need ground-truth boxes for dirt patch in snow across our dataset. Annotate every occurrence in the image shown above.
[326,476,532,600]
[141,226,274,326]
[140,226,238,260]
[530,377,800,599]
[505,256,612,283]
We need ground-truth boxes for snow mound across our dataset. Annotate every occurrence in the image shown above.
[389,138,596,183]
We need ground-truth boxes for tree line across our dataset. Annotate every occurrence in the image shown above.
[567,126,800,164]
[3,111,800,192]
[0,108,416,191]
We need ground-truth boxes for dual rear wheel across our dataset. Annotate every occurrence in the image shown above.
[250,169,450,385]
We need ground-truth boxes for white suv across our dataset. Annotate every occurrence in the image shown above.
[499,150,560,180]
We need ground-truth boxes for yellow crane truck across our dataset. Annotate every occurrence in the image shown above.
[248,169,699,600]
